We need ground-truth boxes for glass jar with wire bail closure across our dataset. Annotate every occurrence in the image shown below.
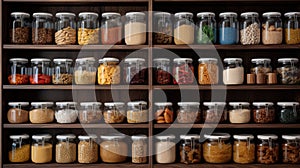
[8,58,29,85]
[124,58,147,84]
[55,12,76,45]
[101,12,122,45]
[98,57,120,85]
[252,102,275,123]
[203,102,227,123]
[153,58,171,85]
[284,12,300,44]
[78,134,98,163]
[55,134,76,163]
[180,134,201,164]
[32,12,54,44]
[240,12,260,45]
[154,12,173,44]
[196,12,217,44]
[174,12,194,45]
[7,102,29,124]
[282,134,300,164]
[257,134,279,164]
[198,58,219,85]
[127,101,148,123]
[9,12,31,44]
[233,134,255,164]
[173,58,194,85]
[125,12,147,45]
[29,58,52,85]
[74,57,97,84]
[228,102,251,124]
[78,12,100,45]
[131,135,148,163]
[155,135,176,164]
[177,102,201,123]
[103,102,126,123]
[9,134,30,163]
[79,102,102,124]
[277,102,299,123]
[55,102,78,124]
[52,59,73,85]
[31,134,53,163]
[29,102,54,124]
[219,12,239,44]
[277,58,300,84]
[262,12,283,45]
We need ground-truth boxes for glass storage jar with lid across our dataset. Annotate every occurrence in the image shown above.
[282,134,300,163]
[196,12,216,44]
[153,12,173,44]
[218,12,239,45]
[56,134,76,163]
[55,12,76,45]
[78,12,100,45]
[173,58,194,85]
[103,102,126,123]
[100,133,128,163]
[277,102,299,123]
[101,12,122,45]
[55,102,78,124]
[257,134,279,164]
[10,12,31,44]
[79,102,102,124]
[153,58,171,85]
[198,58,219,85]
[8,58,29,85]
[179,134,201,164]
[74,57,96,84]
[155,134,176,164]
[174,12,194,45]
[240,12,260,45]
[233,134,255,164]
[32,12,54,44]
[228,102,251,123]
[125,12,146,45]
[9,134,30,163]
[78,134,98,163]
[252,102,275,123]
[29,58,51,85]
[7,102,29,124]
[250,58,272,84]
[277,58,300,84]
[127,101,148,123]
[98,57,120,85]
[203,102,227,123]
[284,12,300,44]
[31,134,52,163]
[177,102,201,123]
[132,135,147,163]
[262,12,283,45]
[124,58,147,84]
[223,58,244,85]
[52,58,73,85]
[29,102,54,123]
[154,102,174,124]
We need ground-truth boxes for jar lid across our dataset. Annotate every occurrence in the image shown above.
[104,102,125,107]
[30,58,51,63]
[197,12,215,18]
[33,12,53,17]
[56,102,77,106]
[178,102,200,106]
[53,58,73,63]
[284,12,300,17]
[251,58,271,63]
[11,12,30,17]
[233,134,254,140]
[75,57,95,63]
[56,134,76,140]
[156,134,176,140]
[80,102,102,106]
[124,58,145,63]
[153,58,170,62]
[203,102,226,106]
[278,58,299,63]
[204,133,230,140]
[229,102,250,106]
[31,102,54,106]
[100,133,126,140]
[127,101,147,106]
[277,102,299,106]
[126,12,145,17]
[78,134,97,140]
[223,58,243,63]
[241,12,259,17]
[257,134,278,140]
[252,102,274,106]
[79,12,99,17]
[154,12,171,16]
[263,12,281,17]
[219,12,238,17]
[131,134,147,141]
[9,58,28,63]
[99,57,119,63]
[32,134,52,140]
[180,134,200,140]
[9,102,29,106]
[174,12,193,17]
[102,12,121,17]
[198,58,218,63]
[154,102,173,106]
[10,134,30,140]
[56,12,76,17]
[282,134,300,140]
[173,58,193,63]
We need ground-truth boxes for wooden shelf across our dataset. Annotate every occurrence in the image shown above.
[3,85,149,90]
[4,163,148,168]
[153,85,300,90]
[153,164,300,168]
[3,45,149,50]
[154,124,300,129]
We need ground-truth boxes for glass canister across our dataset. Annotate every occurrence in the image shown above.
[8,58,29,85]
[124,58,147,84]
[7,102,29,124]
[240,12,260,45]
[257,134,279,164]
[203,133,232,163]
[100,133,128,163]
[282,134,300,164]
[78,12,100,45]
[97,57,120,85]
[233,134,255,164]
[228,102,251,124]
[127,101,148,123]
[154,102,174,124]
[31,134,52,163]
[74,57,96,84]
[29,102,54,124]
[252,102,275,123]
[155,135,176,164]
[55,12,76,45]
[179,134,201,164]
[79,102,102,124]
[153,58,171,85]
[131,135,147,164]
[203,102,227,123]
[153,12,173,44]
[9,134,30,163]
[9,12,31,44]
[103,102,126,123]
[32,12,54,44]
[101,12,122,45]
[196,12,217,44]
[177,102,201,123]
[29,58,51,84]
[262,12,283,45]
[198,58,219,85]
[250,58,272,84]
[125,12,147,45]
[277,58,300,84]
[173,58,194,85]
[174,12,194,45]
[223,58,244,85]
[218,12,239,45]
[78,134,98,163]
[52,58,73,85]
[56,134,76,163]
[284,12,300,44]
[277,102,299,123]
[55,102,78,124]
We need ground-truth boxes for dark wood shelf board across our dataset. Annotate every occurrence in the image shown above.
[3,85,149,90]
[153,164,300,168]
[154,124,300,129]
[4,163,148,168]
[3,45,149,50]
[153,85,300,90]
[3,124,149,129]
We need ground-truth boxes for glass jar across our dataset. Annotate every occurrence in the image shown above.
[7,102,29,124]
[223,58,244,85]
[103,102,126,123]
[203,102,227,123]
[78,135,98,163]
[173,58,194,85]
[32,12,54,44]
[251,58,272,84]
[196,12,217,44]
[29,102,54,123]
[153,12,173,44]
[155,135,176,164]
[125,12,146,45]
[282,134,300,164]
[55,102,78,124]
[29,58,51,84]
[154,58,171,85]
[55,12,76,45]
[277,102,299,123]
[229,102,251,124]
[262,12,283,45]
[74,57,96,84]
[218,12,239,45]
[154,102,174,124]
[56,134,76,163]
[277,58,300,84]
[174,12,194,45]
[252,102,275,123]
[198,58,219,85]
[31,134,52,163]
[52,58,73,85]
[79,102,102,124]
[180,134,201,164]
[240,12,260,45]
[78,12,100,45]
[284,12,300,44]
[101,12,122,45]
[98,57,120,85]
[100,133,128,163]
[177,102,201,123]
[124,58,147,84]
[257,134,279,164]
[132,135,147,163]
[8,58,29,85]
[203,133,232,163]
[127,101,148,123]
[9,134,30,163]
[233,134,255,164]
[9,12,31,44]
